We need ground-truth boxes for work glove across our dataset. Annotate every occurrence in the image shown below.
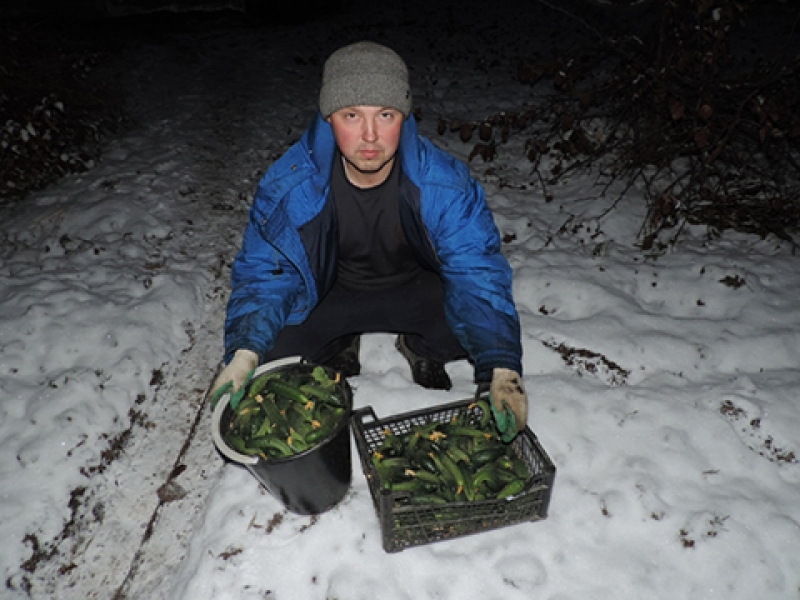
[210,349,259,409]
[489,368,528,442]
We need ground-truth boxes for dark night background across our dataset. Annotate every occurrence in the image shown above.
[2,0,799,244]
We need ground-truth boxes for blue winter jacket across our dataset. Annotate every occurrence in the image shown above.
[224,113,522,382]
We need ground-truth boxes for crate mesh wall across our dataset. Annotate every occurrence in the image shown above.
[353,397,556,552]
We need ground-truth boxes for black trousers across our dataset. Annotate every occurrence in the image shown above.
[263,270,468,364]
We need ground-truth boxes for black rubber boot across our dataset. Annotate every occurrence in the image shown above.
[395,335,452,390]
[320,334,361,378]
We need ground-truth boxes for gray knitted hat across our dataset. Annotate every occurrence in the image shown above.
[319,41,412,118]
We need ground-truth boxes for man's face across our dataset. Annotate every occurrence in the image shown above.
[328,106,404,188]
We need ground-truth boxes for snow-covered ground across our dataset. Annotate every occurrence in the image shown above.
[2,2,800,599]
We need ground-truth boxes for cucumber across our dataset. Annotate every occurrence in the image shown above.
[413,421,441,436]
[246,372,281,398]
[298,384,345,407]
[233,410,252,433]
[475,399,493,429]
[430,453,454,485]
[495,468,518,484]
[286,404,313,437]
[390,479,423,493]
[416,453,439,474]
[375,434,403,458]
[286,433,309,453]
[439,454,471,500]
[247,435,293,457]
[451,410,471,427]
[227,435,249,454]
[266,378,310,405]
[471,447,506,467]
[420,481,441,494]
[470,463,499,491]
[411,494,448,505]
[496,479,527,499]
[446,446,471,465]
[447,426,493,440]
[512,457,529,479]
[372,455,408,484]
[315,403,345,429]
[310,365,339,389]
[260,398,288,437]
[253,412,276,438]
[377,457,409,470]
[410,469,440,484]
[235,396,261,414]
[494,455,516,473]
[405,431,421,453]
[304,426,330,445]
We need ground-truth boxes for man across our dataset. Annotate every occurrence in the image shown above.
[212,41,528,438]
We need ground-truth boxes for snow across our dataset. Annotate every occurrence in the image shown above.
[2,2,800,598]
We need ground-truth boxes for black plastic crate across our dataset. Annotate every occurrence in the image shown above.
[352,396,556,553]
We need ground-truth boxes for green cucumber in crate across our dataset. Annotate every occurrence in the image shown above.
[223,365,347,459]
[369,399,532,504]
[353,397,556,552]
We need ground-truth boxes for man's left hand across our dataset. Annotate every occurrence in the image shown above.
[489,368,528,441]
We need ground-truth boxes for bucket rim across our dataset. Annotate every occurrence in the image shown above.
[212,356,352,465]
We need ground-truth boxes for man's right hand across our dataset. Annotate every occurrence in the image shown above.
[211,349,259,406]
